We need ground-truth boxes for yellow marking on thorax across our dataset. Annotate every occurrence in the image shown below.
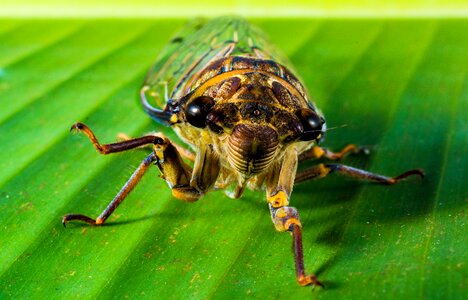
[190,69,308,107]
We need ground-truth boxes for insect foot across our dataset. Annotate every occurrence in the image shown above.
[62,214,98,227]
[390,169,425,184]
[298,274,323,288]
[69,122,112,154]
[69,122,86,133]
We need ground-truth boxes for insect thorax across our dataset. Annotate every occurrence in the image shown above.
[172,56,320,184]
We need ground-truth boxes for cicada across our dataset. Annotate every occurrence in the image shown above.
[63,17,424,287]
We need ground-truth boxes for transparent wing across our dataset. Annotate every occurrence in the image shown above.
[143,17,291,109]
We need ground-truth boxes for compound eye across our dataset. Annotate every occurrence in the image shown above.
[185,96,215,128]
[296,108,323,141]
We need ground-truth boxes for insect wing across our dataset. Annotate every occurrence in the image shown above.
[143,17,295,109]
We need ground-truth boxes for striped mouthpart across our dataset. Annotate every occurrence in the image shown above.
[227,124,279,176]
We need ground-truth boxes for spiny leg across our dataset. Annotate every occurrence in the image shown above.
[63,128,220,226]
[63,123,169,226]
[299,145,369,162]
[63,153,157,226]
[116,133,154,151]
[295,163,424,184]
[63,133,205,226]
[270,205,323,287]
[70,122,161,155]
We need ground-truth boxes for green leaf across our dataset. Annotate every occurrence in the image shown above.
[0,19,466,299]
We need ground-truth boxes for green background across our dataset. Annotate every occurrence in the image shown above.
[0,2,467,299]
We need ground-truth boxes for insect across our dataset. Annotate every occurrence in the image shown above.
[63,17,424,287]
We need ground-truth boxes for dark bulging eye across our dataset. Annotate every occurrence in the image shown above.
[185,96,215,128]
[296,108,323,141]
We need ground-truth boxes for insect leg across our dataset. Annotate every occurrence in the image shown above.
[265,148,322,287]
[63,153,157,226]
[295,163,424,184]
[265,148,297,207]
[269,204,322,287]
[71,122,162,155]
[299,145,369,162]
[152,137,220,202]
[117,132,195,161]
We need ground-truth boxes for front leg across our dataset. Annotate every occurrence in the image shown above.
[71,122,161,154]
[269,204,323,287]
[117,132,196,162]
[265,147,322,287]
[63,127,220,226]
[153,136,220,202]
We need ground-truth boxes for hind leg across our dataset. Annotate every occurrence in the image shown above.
[295,163,424,184]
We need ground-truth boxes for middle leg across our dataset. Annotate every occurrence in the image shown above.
[63,152,157,226]
[299,145,369,162]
